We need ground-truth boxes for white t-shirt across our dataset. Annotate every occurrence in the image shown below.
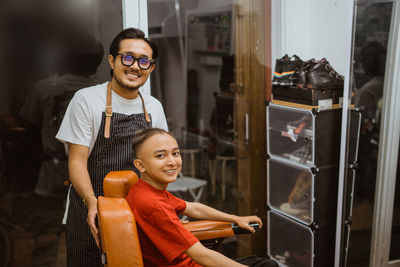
[56,82,168,154]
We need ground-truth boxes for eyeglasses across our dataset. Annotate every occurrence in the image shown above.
[118,53,155,70]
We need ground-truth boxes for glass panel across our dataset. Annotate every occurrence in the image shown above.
[347,2,393,267]
[148,0,268,257]
[389,142,400,261]
[0,0,121,265]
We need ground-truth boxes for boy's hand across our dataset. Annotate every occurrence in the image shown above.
[234,215,263,233]
[180,218,189,224]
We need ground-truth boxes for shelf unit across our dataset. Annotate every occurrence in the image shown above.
[266,100,361,267]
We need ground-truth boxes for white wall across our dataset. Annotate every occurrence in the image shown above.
[271,0,352,77]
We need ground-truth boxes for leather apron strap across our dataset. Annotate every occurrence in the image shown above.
[138,91,152,123]
[104,84,152,138]
[104,82,113,138]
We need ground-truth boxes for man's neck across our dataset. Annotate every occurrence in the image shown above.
[110,79,139,100]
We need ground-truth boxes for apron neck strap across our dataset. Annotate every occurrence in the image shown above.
[138,91,152,123]
[104,82,112,138]
[104,83,151,139]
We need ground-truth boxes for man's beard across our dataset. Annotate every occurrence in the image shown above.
[114,73,141,91]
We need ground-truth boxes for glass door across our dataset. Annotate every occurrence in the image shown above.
[147,0,269,257]
[369,0,400,266]
[348,0,400,266]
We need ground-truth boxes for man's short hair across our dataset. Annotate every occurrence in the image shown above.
[109,28,159,60]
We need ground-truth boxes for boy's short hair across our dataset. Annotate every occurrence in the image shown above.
[132,128,175,158]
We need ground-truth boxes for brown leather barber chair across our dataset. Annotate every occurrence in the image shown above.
[97,171,258,267]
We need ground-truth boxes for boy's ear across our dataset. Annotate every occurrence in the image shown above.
[134,159,145,173]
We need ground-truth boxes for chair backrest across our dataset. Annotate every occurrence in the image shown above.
[97,171,236,266]
[97,171,143,267]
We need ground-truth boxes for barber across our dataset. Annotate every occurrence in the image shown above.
[56,28,167,267]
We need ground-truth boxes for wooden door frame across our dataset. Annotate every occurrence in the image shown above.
[233,0,271,256]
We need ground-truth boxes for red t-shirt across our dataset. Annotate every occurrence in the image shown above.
[126,179,201,267]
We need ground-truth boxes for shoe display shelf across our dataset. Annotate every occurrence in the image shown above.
[266,100,361,267]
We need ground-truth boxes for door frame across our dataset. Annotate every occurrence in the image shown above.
[122,0,151,94]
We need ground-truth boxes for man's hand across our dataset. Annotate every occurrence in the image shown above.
[86,195,99,248]
[68,144,100,246]
[234,215,263,233]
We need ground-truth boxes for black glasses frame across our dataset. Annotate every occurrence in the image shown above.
[118,53,155,70]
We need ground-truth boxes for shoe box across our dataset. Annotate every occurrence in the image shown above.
[272,55,344,106]
[267,158,339,226]
[268,210,337,267]
[267,103,342,168]
[268,210,353,267]
[272,85,343,106]
[267,167,354,267]
[267,103,361,168]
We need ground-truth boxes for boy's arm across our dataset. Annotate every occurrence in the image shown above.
[186,242,247,267]
[183,202,262,233]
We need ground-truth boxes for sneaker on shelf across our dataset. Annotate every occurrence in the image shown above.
[272,54,289,85]
[280,202,310,219]
[283,143,312,165]
[296,58,317,88]
[272,55,303,86]
[286,114,313,137]
[306,58,344,90]
[288,171,312,210]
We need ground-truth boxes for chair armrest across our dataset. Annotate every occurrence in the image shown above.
[183,221,235,240]
[232,223,260,234]
[97,196,143,267]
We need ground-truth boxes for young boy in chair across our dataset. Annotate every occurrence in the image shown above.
[126,128,278,267]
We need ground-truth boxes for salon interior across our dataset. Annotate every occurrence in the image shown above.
[0,0,399,266]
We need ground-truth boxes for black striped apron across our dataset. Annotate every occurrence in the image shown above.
[66,111,151,267]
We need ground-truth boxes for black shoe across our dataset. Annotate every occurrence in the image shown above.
[272,54,289,85]
[306,58,344,90]
[296,59,317,88]
[273,55,302,86]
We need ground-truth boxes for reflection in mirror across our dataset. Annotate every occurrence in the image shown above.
[0,0,121,265]
[390,143,400,260]
[347,2,392,267]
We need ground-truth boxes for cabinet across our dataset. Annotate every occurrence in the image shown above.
[266,101,361,267]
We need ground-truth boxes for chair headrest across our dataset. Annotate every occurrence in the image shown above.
[103,171,139,198]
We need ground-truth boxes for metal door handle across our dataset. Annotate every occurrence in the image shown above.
[245,113,249,144]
